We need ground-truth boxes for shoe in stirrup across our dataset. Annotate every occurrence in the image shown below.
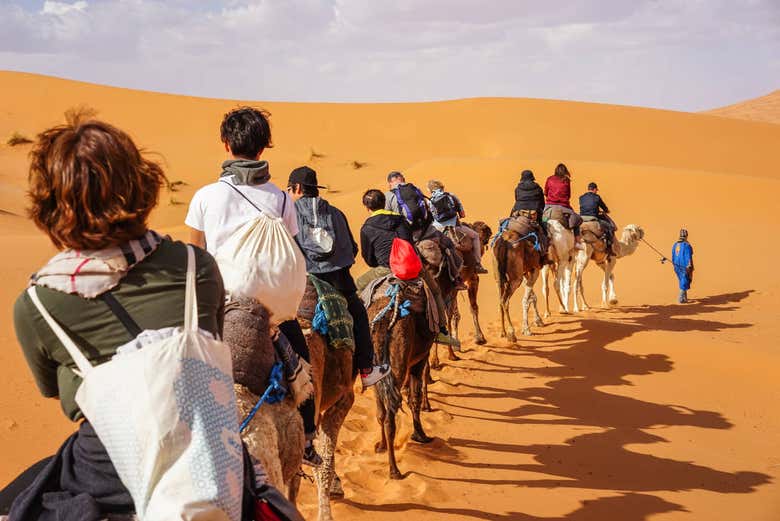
[475,263,488,275]
[435,330,461,351]
[361,364,391,388]
[303,440,323,467]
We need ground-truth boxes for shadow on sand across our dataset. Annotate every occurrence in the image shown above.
[350,291,770,519]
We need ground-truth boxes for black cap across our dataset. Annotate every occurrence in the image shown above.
[387,171,404,183]
[587,182,598,190]
[288,166,326,189]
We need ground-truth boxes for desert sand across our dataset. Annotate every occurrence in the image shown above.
[1,71,779,520]
[705,89,780,125]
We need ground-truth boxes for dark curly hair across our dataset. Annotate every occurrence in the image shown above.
[27,119,166,250]
[220,106,273,158]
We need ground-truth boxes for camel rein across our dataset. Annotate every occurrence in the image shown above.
[640,237,689,270]
[239,362,286,433]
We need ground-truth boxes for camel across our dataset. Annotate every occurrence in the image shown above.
[222,299,306,502]
[540,219,577,317]
[297,285,355,521]
[430,221,492,368]
[369,240,455,479]
[573,223,644,311]
[492,224,545,342]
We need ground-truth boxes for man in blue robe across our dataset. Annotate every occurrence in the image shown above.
[672,229,694,303]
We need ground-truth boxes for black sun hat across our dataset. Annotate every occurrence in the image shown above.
[288,166,326,189]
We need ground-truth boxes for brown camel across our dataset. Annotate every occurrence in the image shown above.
[448,221,492,345]
[369,244,455,479]
[492,226,545,343]
[222,299,306,502]
[297,285,355,521]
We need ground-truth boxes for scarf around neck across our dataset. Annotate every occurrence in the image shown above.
[219,159,271,186]
[31,230,165,298]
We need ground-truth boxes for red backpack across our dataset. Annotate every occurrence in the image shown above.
[389,238,422,280]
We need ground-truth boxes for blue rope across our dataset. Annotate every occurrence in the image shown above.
[370,284,411,326]
[239,362,286,433]
[490,218,510,248]
[311,301,328,335]
[491,219,541,252]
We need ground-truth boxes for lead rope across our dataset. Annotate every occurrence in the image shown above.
[640,237,689,269]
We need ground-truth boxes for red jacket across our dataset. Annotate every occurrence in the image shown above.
[544,175,572,208]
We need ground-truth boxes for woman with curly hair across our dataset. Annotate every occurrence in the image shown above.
[0,117,227,520]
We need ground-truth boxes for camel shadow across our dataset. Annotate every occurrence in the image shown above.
[342,492,685,520]
[416,290,770,518]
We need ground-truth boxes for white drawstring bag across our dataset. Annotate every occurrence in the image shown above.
[214,182,307,324]
[28,245,243,521]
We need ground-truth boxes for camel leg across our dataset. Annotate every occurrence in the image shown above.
[288,472,302,505]
[560,261,573,314]
[314,390,354,521]
[501,297,517,344]
[573,250,591,312]
[429,341,441,370]
[383,405,402,479]
[606,258,618,305]
[421,360,432,412]
[521,281,533,336]
[529,270,544,327]
[374,392,388,453]
[541,264,552,318]
[409,358,434,444]
[598,262,609,308]
[468,277,487,345]
[553,262,568,314]
[447,299,460,361]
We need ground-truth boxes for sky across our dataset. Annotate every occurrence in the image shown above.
[0,0,778,111]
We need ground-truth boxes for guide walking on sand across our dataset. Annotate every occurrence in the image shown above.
[671,229,694,303]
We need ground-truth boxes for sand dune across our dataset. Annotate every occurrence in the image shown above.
[1,71,779,520]
[704,89,780,125]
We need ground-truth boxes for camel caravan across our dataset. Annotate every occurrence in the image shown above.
[1,107,646,521]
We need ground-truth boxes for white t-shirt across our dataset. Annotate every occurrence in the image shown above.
[185,178,299,255]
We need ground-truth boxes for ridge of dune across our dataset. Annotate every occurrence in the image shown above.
[704,89,780,125]
[1,70,779,520]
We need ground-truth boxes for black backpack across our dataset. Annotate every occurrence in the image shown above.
[430,191,458,223]
[393,184,431,231]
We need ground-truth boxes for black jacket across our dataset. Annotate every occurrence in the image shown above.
[579,192,609,217]
[511,171,545,217]
[360,213,412,268]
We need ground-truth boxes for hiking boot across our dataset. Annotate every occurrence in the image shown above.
[435,330,462,351]
[361,364,391,388]
[455,279,468,291]
[303,440,323,467]
[475,263,489,275]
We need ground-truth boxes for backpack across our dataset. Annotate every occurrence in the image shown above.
[393,184,431,231]
[430,191,458,223]
[296,197,335,261]
[214,182,307,324]
[389,238,422,280]
[28,246,244,521]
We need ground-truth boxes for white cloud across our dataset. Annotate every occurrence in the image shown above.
[0,0,778,110]
[41,1,88,16]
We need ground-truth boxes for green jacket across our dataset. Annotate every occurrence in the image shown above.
[14,240,225,421]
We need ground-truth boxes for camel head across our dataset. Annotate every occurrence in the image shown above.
[469,221,493,248]
[621,224,645,244]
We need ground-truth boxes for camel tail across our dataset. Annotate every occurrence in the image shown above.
[375,321,403,415]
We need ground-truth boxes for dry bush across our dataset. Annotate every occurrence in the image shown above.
[351,160,367,170]
[65,104,99,125]
[166,180,187,192]
[7,132,33,146]
[309,147,325,161]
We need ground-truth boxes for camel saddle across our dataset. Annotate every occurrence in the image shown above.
[580,219,605,243]
[543,206,582,230]
[444,226,471,253]
[512,209,538,222]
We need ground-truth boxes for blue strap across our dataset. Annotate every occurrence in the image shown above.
[239,362,287,433]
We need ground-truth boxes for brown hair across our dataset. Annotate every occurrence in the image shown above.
[27,119,166,250]
[554,163,571,179]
